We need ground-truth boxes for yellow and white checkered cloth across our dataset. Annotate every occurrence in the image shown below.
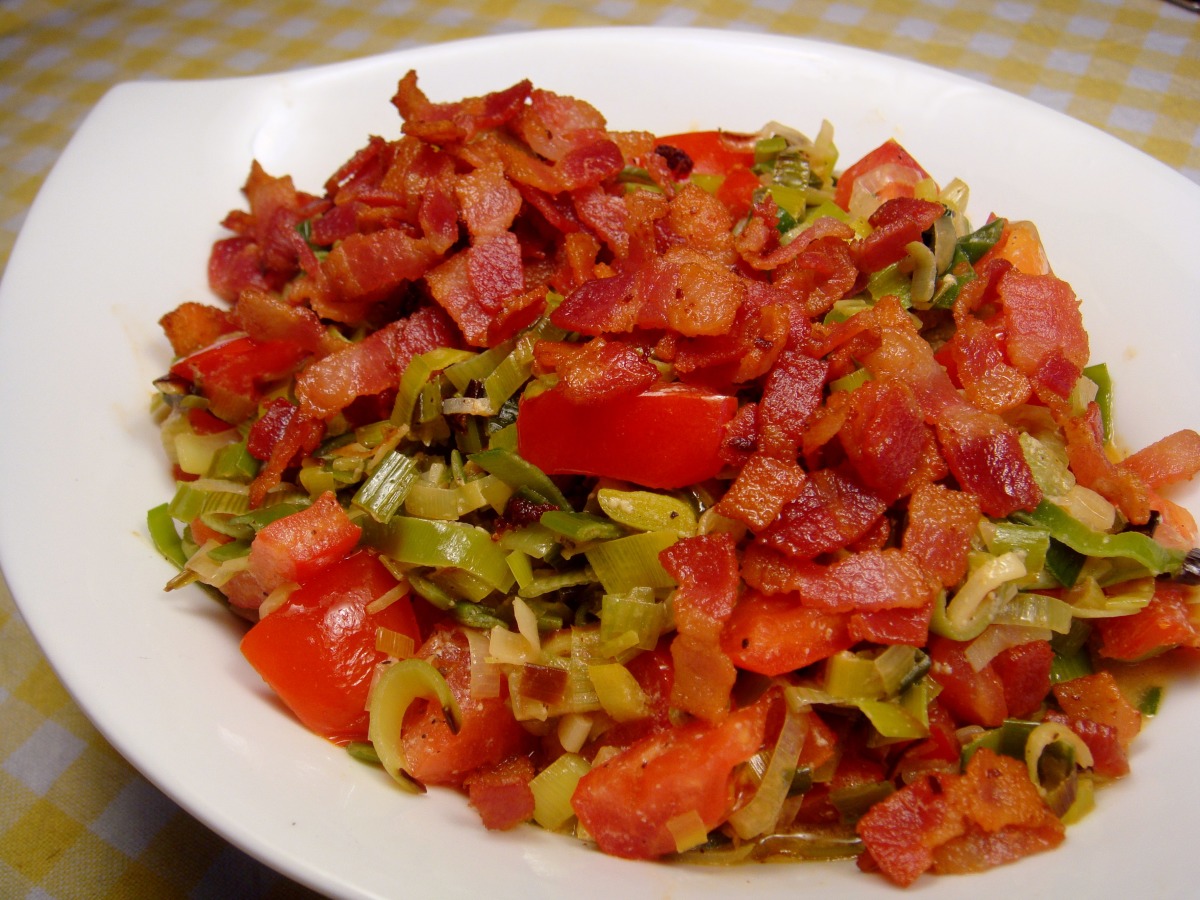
[1,1,1197,897]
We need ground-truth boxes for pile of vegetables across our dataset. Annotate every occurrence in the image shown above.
[148,72,1200,886]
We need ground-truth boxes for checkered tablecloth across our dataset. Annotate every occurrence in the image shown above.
[1,1,1197,897]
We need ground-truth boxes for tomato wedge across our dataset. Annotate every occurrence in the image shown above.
[654,130,759,218]
[516,383,738,490]
[240,551,420,743]
[571,698,768,859]
[833,139,930,213]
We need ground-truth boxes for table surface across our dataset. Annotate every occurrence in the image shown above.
[1,1,1197,897]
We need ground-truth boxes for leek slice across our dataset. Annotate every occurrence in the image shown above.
[540,510,625,543]
[367,658,463,793]
[588,662,650,722]
[599,587,669,652]
[147,504,186,568]
[585,531,678,594]
[392,347,475,428]
[1014,500,1184,576]
[595,488,698,538]
[932,552,1026,640]
[361,516,514,593]
[727,701,809,839]
[353,450,418,523]
[168,479,251,522]
[468,447,572,511]
[529,753,590,831]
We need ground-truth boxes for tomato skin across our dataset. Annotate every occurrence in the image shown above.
[240,551,419,743]
[169,334,308,423]
[721,590,854,676]
[655,131,759,219]
[833,139,929,212]
[571,698,768,859]
[1093,582,1199,661]
[516,383,738,490]
[654,131,756,177]
[927,635,1008,728]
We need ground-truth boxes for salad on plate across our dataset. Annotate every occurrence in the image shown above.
[146,72,1200,886]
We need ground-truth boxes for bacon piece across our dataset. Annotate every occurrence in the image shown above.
[393,71,532,144]
[208,236,275,302]
[554,336,658,405]
[294,305,459,418]
[246,398,325,507]
[233,288,328,355]
[903,482,981,588]
[860,297,1041,517]
[1051,671,1141,751]
[715,453,807,532]
[996,267,1088,404]
[852,197,945,273]
[661,534,740,720]
[839,378,940,502]
[1120,428,1200,491]
[1062,402,1151,524]
[426,233,527,347]
[321,228,437,308]
[857,749,1064,886]
[771,234,860,318]
[513,88,608,161]
[738,213,856,272]
[742,548,934,613]
[465,756,536,831]
[759,468,887,560]
[159,302,235,357]
[663,246,746,337]
[943,316,1031,413]
[663,183,736,260]
[1041,711,1129,778]
[757,349,828,460]
[455,160,522,241]
[849,601,934,646]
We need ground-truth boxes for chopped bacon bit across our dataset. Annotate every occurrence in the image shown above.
[1120,428,1200,491]
[857,748,1064,886]
[759,468,887,560]
[715,452,807,532]
[555,336,658,405]
[465,756,536,831]
[1051,671,1142,751]
[159,301,235,357]
[903,482,981,588]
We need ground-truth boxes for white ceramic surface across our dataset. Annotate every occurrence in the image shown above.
[1,27,1197,900]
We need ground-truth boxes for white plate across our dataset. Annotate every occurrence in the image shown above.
[2,27,1198,900]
